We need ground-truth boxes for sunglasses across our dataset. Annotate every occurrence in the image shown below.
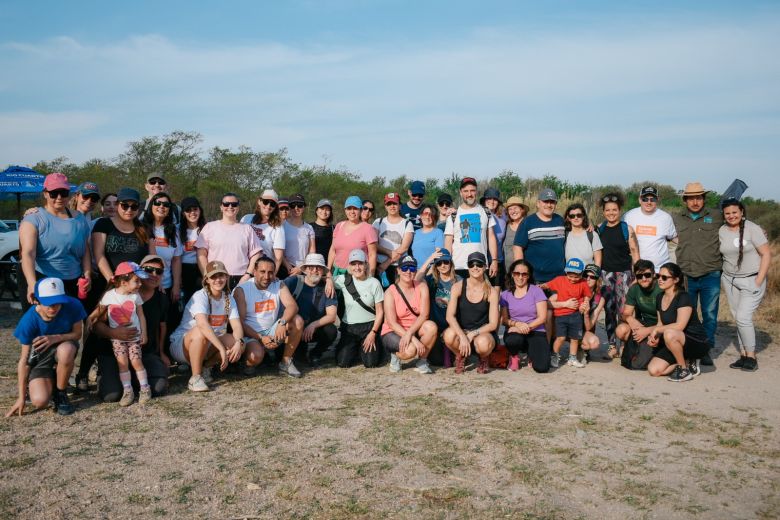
[467,261,485,269]
[602,195,619,203]
[147,179,166,186]
[290,203,305,209]
[152,200,172,208]
[512,271,530,277]
[183,206,200,212]
[47,189,70,199]
[361,206,374,212]
[221,201,240,208]
[585,274,599,280]
[399,265,417,273]
[438,202,451,207]
[636,272,655,280]
[435,259,451,265]
[142,266,164,275]
[261,199,277,208]
[658,274,674,282]
[568,213,584,219]
[119,201,140,211]
[641,196,657,203]
[279,206,290,211]
[82,194,100,203]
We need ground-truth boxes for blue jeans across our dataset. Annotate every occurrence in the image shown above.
[685,271,720,345]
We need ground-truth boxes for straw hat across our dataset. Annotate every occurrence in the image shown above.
[682,182,708,197]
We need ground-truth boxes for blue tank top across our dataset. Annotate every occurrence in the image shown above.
[23,209,90,279]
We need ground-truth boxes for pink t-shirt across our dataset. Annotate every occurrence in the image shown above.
[381,282,423,335]
[194,220,262,276]
[332,221,378,269]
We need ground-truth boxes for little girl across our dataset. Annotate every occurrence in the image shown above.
[91,261,149,406]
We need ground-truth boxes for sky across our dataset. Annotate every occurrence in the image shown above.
[1,0,779,199]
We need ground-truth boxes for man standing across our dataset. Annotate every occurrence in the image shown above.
[284,254,338,366]
[623,186,677,272]
[672,182,722,365]
[444,177,498,279]
[400,180,426,230]
[374,193,414,285]
[512,188,566,284]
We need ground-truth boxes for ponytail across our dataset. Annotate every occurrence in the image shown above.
[737,217,745,269]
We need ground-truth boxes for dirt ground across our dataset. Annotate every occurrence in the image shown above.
[0,303,778,520]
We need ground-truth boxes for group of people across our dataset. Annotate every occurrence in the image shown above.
[6,172,771,417]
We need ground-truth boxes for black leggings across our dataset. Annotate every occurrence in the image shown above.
[504,331,550,373]
[335,322,382,368]
[181,262,202,304]
[294,323,338,362]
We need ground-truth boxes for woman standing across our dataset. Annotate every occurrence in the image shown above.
[360,200,376,224]
[502,197,528,273]
[500,259,549,373]
[416,248,460,366]
[100,193,118,220]
[240,189,285,276]
[719,199,771,372]
[143,192,182,304]
[564,203,603,266]
[443,252,499,374]
[327,196,378,278]
[178,196,206,304]
[311,199,335,260]
[598,193,640,358]
[412,203,444,271]
[19,173,92,310]
[70,182,101,226]
[281,194,315,278]
[481,188,506,286]
[92,188,150,279]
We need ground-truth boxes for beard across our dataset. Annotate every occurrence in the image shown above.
[308,274,323,285]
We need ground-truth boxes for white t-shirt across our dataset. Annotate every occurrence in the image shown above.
[240,215,285,260]
[373,217,414,264]
[234,279,283,333]
[181,227,200,265]
[152,226,184,288]
[565,230,603,265]
[171,288,239,341]
[444,205,496,270]
[623,208,677,271]
[282,220,315,268]
[100,289,143,339]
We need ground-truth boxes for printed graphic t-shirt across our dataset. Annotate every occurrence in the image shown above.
[444,205,495,270]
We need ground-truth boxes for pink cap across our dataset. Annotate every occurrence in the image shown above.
[43,172,70,192]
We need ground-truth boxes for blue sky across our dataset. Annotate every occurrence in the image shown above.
[1,1,779,199]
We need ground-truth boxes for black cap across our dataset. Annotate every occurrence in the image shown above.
[180,196,201,210]
[289,194,306,205]
[437,193,453,204]
[639,186,658,198]
[466,252,487,266]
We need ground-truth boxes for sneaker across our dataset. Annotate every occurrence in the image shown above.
[667,366,693,382]
[476,357,489,374]
[138,386,152,405]
[119,388,135,406]
[688,359,700,378]
[700,353,714,366]
[389,353,402,373]
[202,367,214,384]
[509,355,520,372]
[75,375,89,393]
[455,354,466,374]
[567,355,586,368]
[188,375,209,392]
[577,350,588,365]
[550,353,560,369]
[414,359,433,374]
[279,359,302,378]
[729,356,747,369]
[52,390,76,416]
[742,357,758,372]
[241,363,257,377]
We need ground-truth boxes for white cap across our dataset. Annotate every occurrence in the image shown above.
[261,189,279,203]
[301,253,327,268]
[348,249,367,263]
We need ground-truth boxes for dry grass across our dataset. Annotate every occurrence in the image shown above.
[754,242,780,324]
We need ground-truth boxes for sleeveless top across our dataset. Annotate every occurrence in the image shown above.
[457,277,490,331]
[236,279,283,333]
[600,223,632,273]
[380,282,423,335]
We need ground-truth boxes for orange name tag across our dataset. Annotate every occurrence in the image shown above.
[184,240,196,252]
[155,237,170,247]
[254,299,276,313]
[209,315,226,327]
[635,225,657,236]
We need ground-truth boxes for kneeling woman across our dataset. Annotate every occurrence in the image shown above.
[647,262,711,382]
[381,255,437,374]
[444,252,500,374]
[500,260,549,373]
[169,261,245,392]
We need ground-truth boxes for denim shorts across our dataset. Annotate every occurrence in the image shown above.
[554,312,583,340]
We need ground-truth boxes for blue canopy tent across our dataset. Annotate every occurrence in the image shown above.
[0,166,45,219]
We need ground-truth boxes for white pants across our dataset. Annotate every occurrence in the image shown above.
[721,273,766,353]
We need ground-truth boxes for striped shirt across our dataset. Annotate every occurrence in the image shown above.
[513,213,566,283]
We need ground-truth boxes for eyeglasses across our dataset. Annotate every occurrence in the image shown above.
[47,189,70,199]
[399,265,417,273]
[641,196,657,203]
[82,194,100,203]
[261,199,277,208]
[602,195,619,203]
[512,272,529,278]
[585,274,599,280]
[658,274,673,282]
[147,179,166,186]
[438,202,451,207]
[568,213,584,219]
[467,261,485,269]
[221,201,239,208]
[152,200,172,208]
[142,266,164,275]
[290,203,305,209]
[361,206,374,212]
[636,272,655,280]
[119,202,140,211]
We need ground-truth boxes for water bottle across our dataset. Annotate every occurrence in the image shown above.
[77,277,89,300]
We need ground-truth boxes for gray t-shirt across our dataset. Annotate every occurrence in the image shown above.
[719,220,767,276]
[565,230,603,265]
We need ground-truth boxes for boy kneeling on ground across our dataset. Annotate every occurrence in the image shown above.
[7,278,86,417]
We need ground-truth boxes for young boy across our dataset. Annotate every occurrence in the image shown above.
[6,278,86,417]
[547,258,592,368]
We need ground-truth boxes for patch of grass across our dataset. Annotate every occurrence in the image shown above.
[580,417,596,427]
[718,437,741,448]
[0,455,39,470]
[128,493,154,505]
[664,412,700,434]
[160,470,182,481]
[419,486,472,507]
[100,472,123,482]
[176,484,194,504]
[508,464,545,486]
[640,414,653,421]
[607,479,669,510]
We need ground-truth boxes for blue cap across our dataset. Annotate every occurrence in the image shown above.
[76,181,99,195]
[117,187,141,203]
[34,278,70,306]
[434,248,452,264]
[344,196,362,209]
[399,255,417,268]
[564,258,585,274]
[410,181,426,195]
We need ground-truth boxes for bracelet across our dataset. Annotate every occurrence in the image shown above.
[245,272,252,276]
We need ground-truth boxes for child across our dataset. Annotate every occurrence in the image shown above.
[7,278,86,417]
[581,264,606,361]
[547,258,592,368]
[92,262,150,406]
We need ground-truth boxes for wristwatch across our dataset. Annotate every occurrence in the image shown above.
[278,319,287,326]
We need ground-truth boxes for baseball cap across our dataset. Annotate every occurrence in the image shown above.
[116,188,141,203]
[344,196,362,209]
[140,254,164,266]
[399,255,417,268]
[76,181,99,196]
[538,188,558,202]
[114,261,149,279]
[437,193,453,205]
[302,253,327,268]
[460,177,477,189]
[384,192,401,204]
[584,264,602,278]
[410,181,426,196]
[317,198,333,209]
[564,258,585,274]
[434,248,452,264]
[204,260,229,279]
[278,197,289,208]
[261,189,279,203]
[146,173,166,183]
[43,172,70,192]
[289,194,306,205]
[348,249,367,263]
[34,277,70,306]
[639,186,659,198]
[180,196,201,210]
[467,252,487,266]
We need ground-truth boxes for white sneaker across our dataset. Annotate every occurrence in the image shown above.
[188,375,209,392]
[389,353,402,373]
[567,356,586,368]
[414,359,433,374]
[278,359,302,378]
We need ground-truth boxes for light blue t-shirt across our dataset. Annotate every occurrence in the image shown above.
[23,209,90,280]
[412,227,444,269]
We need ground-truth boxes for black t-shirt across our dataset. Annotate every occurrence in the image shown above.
[142,290,169,354]
[656,291,707,342]
[400,202,422,230]
[600,223,632,272]
[310,222,334,259]
[92,217,149,271]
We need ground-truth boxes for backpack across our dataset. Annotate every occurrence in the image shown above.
[564,228,595,246]
[489,344,510,369]
[597,221,629,243]
[291,275,325,320]
[620,338,654,370]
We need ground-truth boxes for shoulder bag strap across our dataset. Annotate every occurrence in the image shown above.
[394,282,419,317]
[345,273,376,315]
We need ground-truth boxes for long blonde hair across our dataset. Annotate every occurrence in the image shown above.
[203,275,231,319]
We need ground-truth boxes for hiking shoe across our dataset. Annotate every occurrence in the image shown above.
[188,375,209,392]
[700,353,714,366]
[476,357,489,374]
[576,350,588,365]
[606,344,619,359]
[138,386,152,405]
[389,353,402,373]
[415,359,433,374]
[567,355,585,368]
[119,388,135,406]
[667,366,693,382]
[509,355,520,372]
[75,375,89,393]
[730,356,747,369]
[279,359,302,378]
[742,357,758,372]
[202,367,214,384]
[455,354,466,374]
[688,359,700,378]
[550,353,560,368]
[53,390,76,416]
